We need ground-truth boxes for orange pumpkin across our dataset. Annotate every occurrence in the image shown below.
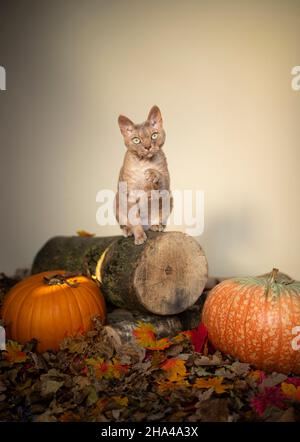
[202,269,300,374]
[1,271,106,352]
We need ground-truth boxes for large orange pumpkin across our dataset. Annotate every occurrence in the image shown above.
[202,269,300,374]
[1,271,106,352]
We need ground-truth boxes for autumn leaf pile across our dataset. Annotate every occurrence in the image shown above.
[1,274,300,422]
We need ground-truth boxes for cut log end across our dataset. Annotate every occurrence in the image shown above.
[133,232,208,315]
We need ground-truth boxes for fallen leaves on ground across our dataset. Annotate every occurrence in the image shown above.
[1,273,300,422]
[160,358,187,382]
[85,357,129,380]
[194,376,232,394]
[4,341,27,364]
[132,321,172,350]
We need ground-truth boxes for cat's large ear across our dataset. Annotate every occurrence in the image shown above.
[147,105,163,130]
[118,115,135,137]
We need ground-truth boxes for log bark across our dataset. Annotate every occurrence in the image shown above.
[32,232,208,316]
[31,235,118,276]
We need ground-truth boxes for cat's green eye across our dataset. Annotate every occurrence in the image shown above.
[132,137,141,144]
[151,132,158,140]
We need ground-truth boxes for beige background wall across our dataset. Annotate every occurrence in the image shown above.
[0,0,300,278]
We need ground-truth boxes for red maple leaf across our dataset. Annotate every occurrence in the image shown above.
[251,386,287,416]
[190,323,208,353]
[286,377,300,387]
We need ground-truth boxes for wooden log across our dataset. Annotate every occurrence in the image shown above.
[106,309,183,345]
[105,297,207,345]
[32,232,208,316]
[31,235,118,276]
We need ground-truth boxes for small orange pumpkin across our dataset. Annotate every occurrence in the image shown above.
[202,269,300,374]
[1,271,106,352]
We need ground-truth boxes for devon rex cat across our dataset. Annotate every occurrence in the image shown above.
[115,105,173,245]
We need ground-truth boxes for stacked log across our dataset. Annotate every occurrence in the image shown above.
[105,294,208,345]
[32,231,208,316]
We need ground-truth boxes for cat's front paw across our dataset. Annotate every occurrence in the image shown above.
[134,230,147,245]
[121,226,133,237]
[150,224,166,232]
[144,169,160,188]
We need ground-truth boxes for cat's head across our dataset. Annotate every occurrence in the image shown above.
[118,106,166,159]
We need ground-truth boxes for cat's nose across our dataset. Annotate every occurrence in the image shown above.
[144,145,151,151]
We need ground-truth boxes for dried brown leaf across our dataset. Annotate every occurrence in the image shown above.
[40,379,64,397]
[230,361,251,376]
[261,373,287,389]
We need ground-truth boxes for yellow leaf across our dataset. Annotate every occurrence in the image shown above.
[85,357,104,367]
[85,357,112,379]
[281,383,300,401]
[171,331,192,344]
[111,396,128,407]
[85,357,128,380]
[76,230,95,237]
[5,341,27,364]
[111,358,129,379]
[132,322,172,350]
[161,358,187,382]
[156,378,190,394]
[149,352,166,367]
[248,370,266,383]
[133,322,156,345]
[147,338,172,351]
[194,376,232,394]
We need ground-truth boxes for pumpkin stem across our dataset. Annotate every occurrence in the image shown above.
[43,273,80,288]
[270,268,279,284]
